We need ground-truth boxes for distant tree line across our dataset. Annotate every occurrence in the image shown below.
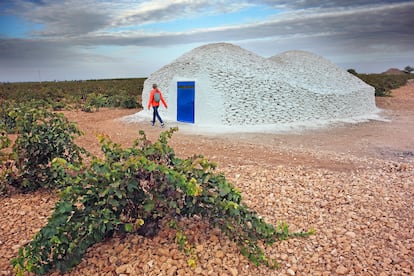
[0,78,145,111]
[404,66,413,74]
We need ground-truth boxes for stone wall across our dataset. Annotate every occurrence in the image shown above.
[126,43,379,128]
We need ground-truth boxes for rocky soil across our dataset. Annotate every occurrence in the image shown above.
[1,82,413,275]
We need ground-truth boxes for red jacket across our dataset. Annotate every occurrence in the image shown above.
[147,88,167,109]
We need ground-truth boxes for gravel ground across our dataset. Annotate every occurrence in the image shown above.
[1,82,413,275]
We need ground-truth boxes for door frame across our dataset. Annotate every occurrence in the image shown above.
[176,81,195,123]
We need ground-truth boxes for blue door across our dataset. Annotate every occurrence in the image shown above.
[177,81,195,123]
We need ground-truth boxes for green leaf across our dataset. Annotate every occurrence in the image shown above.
[168,201,178,209]
[114,188,123,199]
[143,200,155,212]
[218,182,232,197]
[50,236,61,245]
[124,223,134,232]
[127,180,138,192]
[57,201,73,214]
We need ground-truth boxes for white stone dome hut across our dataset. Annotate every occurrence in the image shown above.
[125,43,379,131]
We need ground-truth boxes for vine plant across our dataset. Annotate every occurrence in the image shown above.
[3,103,86,191]
[1,102,86,194]
[12,127,313,274]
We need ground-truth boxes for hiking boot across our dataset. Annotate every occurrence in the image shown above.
[161,123,165,128]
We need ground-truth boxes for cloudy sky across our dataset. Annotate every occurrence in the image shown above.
[0,0,413,82]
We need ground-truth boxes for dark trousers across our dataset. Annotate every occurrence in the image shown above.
[152,106,163,124]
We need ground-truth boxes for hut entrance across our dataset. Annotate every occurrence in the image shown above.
[177,81,195,123]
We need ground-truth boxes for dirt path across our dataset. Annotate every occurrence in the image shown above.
[1,82,413,275]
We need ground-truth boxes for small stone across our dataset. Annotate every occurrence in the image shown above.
[210,235,219,242]
[289,256,298,264]
[400,261,410,268]
[115,264,130,274]
[345,231,356,238]
[354,264,363,273]
[167,265,177,276]
[287,268,295,275]
[108,255,117,264]
[157,247,170,257]
[114,244,124,254]
[280,253,288,260]
[215,250,225,258]
[335,265,348,275]
[228,267,238,276]
[147,259,154,268]
[383,257,392,265]
[195,244,204,253]
[213,257,222,266]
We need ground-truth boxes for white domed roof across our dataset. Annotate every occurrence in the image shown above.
[269,50,369,95]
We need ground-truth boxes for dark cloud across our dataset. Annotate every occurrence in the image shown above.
[0,38,66,65]
[0,38,131,81]
[6,0,113,36]
[0,38,93,66]
[34,9,112,37]
[74,1,414,50]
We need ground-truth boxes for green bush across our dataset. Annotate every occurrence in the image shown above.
[0,102,18,133]
[0,101,53,133]
[52,101,66,111]
[83,93,107,111]
[80,92,140,112]
[12,128,312,274]
[77,93,141,112]
[4,105,87,192]
[106,94,141,109]
[0,128,10,159]
[121,95,141,109]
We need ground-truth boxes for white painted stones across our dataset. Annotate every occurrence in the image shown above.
[124,43,379,131]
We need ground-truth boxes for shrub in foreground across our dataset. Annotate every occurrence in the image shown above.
[2,104,86,192]
[12,128,313,274]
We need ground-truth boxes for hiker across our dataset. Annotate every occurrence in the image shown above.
[147,83,168,127]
